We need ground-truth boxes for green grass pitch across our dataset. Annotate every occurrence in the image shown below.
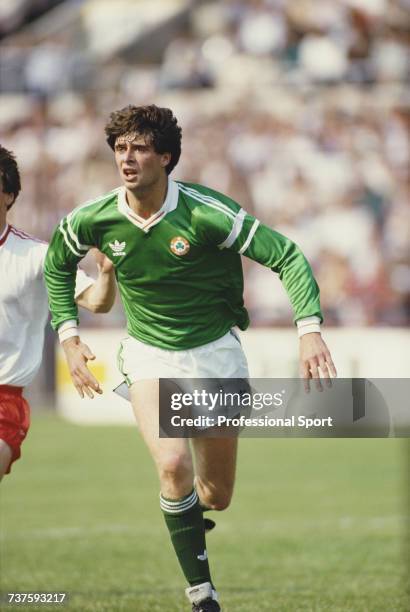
[1,415,408,611]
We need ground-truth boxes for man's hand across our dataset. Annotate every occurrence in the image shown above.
[62,336,103,399]
[90,248,114,273]
[299,332,337,392]
[76,249,116,313]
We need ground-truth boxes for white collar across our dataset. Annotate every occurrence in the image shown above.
[117,178,179,233]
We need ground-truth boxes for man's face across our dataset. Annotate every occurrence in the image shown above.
[114,132,171,192]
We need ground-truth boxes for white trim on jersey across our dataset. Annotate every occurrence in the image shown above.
[177,184,236,220]
[67,213,92,252]
[58,319,79,343]
[60,187,123,255]
[117,178,179,233]
[297,316,321,337]
[71,186,122,218]
[59,220,83,257]
[239,219,260,254]
[218,208,247,249]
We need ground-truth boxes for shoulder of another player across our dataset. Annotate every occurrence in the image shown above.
[7,226,47,257]
[31,240,49,275]
[8,225,46,245]
[5,227,48,275]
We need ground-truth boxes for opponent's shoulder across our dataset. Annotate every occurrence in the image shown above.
[6,226,48,272]
[8,225,47,253]
[176,181,241,219]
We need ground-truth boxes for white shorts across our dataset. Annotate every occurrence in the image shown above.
[117,329,249,385]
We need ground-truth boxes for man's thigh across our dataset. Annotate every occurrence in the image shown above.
[192,437,238,491]
[129,379,192,476]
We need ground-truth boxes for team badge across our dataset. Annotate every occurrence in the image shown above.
[170,236,190,256]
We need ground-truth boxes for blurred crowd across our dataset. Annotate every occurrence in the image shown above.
[1,0,409,327]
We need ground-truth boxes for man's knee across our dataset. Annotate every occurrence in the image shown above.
[209,494,232,511]
[196,478,233,511]
[159,453,192,486]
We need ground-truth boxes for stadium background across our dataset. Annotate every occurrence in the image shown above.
[0,1,409,611]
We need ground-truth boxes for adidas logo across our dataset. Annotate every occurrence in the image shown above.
[197,550,208,561]
[109,240,126,256]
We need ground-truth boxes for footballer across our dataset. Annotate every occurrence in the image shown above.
[0,146,116,480]
[44,105,336,611]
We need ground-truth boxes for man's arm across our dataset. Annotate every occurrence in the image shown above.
[44,214,107,398]
[198,199,336,383]
[64,251,116,398]
[76,249,116,313]
[236,221,336,384]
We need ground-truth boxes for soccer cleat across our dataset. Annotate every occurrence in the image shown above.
[204,518,216,533]
[186,582,220,611]
[191,598,220,611]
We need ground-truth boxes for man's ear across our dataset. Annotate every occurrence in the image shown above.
[161,153,171,168]
[5,193,15,210]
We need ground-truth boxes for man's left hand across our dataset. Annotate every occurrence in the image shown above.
[299,332,337,391]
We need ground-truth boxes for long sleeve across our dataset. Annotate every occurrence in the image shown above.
[241,222,322,323]
[197,196,323,323]
[44,213,92,330]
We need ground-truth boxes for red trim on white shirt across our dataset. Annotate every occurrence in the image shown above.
[9,225,46,244]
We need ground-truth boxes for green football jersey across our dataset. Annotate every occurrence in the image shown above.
[44,179,322,350]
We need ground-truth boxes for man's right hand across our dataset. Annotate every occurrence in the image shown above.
[90,247,115,274]
[62,337,103,398]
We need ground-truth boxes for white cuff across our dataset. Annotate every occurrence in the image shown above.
[58,320,79,343]
[297,316,321,338]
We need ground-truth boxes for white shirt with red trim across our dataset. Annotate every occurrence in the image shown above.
[0,224,93,387]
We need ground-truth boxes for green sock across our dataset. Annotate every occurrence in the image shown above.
[160,489,212,586]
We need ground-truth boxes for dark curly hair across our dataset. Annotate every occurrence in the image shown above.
[105,104,182,175]
[0,145,21,210]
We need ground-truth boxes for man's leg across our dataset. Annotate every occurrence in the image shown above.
[192,438,238,512]
[0,439,12,481]
[129,380,214,589]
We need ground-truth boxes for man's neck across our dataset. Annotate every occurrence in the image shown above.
[126,175,168,219]
[0,214,7,237]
